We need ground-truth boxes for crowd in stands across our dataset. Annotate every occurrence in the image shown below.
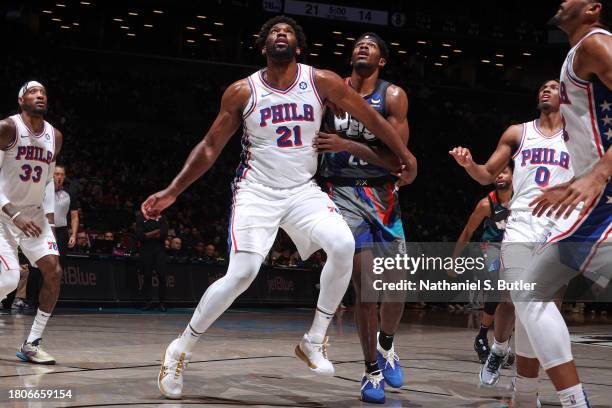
[1,46,540,267]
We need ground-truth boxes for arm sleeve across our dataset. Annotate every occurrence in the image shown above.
[42,162,55,215]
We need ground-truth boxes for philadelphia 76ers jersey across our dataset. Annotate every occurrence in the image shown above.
[559,28,612,177]
[0,114,55,207]
[510,120,574,212]
[234,63,324,189]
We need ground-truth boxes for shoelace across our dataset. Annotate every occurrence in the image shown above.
[486,352,504,373]
[312,338,329,360]
[381,349,399,370]
[362,371,384,390]
[174,353,188,379]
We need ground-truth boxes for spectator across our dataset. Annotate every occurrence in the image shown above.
[135,212,168,312]
[74,232,91,254]
[168,237,188,262]
[103,231,114,241]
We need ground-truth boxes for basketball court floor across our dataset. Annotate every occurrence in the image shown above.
[0,307,610,407]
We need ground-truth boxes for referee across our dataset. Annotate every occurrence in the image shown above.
[53,164,79,256]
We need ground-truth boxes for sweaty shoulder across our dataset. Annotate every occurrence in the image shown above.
[575,32,612,80]
[385,84,408,108]
[223,78,252,112]
[502,123,523,147]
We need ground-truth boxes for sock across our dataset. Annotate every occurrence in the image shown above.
[307,307,334,344]
[491,338,509,356]
[558,383,590,408]
[513,376,539,407]
[378,331,394,351]
[27,309,51,343]
[478,324,489,338]
[365,360,380,374]
[174,324,202,354]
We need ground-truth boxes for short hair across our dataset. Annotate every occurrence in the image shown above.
[597,0,612,29]
[55,163,66,171]
[255,15,307,52]
[355,32,389,60]
[536,78,560,102]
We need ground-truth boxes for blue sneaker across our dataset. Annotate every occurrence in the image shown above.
[376,342,403,388]
[360,371,385,404]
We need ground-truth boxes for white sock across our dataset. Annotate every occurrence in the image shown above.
[27,309,51,343]
[558,383,590,408]
[513,375,538,407]
[307,307,334,344]
[174,324,202,354]
[491,337,509,356]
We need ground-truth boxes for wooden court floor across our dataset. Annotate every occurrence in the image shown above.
[0,308,610,407]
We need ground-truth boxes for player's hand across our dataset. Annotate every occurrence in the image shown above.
[313,131,348,153]
[449,146,474,168]
[68,235,76,248]
[325,100,346,119]
[530,173,605,219]
[394,164,416,187]
[141,189,176,220]
[12,214,42,237]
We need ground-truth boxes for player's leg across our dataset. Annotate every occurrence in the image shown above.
[512,312,541,408]
[475,301,497,363]
[281,183,354,376]
[0,220,21,301]
[11,264,30,311]
[158,184,280,399]
[18,208,61,365]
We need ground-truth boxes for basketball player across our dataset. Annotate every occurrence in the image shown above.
[450,166,512,364]
[0,81,63,364]
[142,16,416,399]
[450,79,573,407]
[506,2,612,407]
[313,32,415,403]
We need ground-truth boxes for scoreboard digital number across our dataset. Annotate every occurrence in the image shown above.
[283,0,388,26]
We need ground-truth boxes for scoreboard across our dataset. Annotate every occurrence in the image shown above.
[263,0,389,26]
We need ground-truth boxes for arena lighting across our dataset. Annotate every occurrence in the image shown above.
[203,33,212,36]
[333,51,342,55]
[60,25,69,29]
[390,42,400,46]
[417,40,427,44]
[398,50,407,54]
[346,37,355,41]
[120,26,129,30]
[481,59,491,63]
[336,43,345,47]
[127,33,136,37]
[80,1,91,4]
[52,18,61,22]
[153,10,163,14]
[186,26,196,30]
[209,38,219,41]
[144,24,153,28]
[453,49,462,53]
[434,62,443,66]
[314,43,323,47]
[440,55,449,59]
[186,39,195,43]
[113,18,123,22]
[332,31,341,34]
[42,10,53,14]
[496,63,504,67]
[72,22,79,26]
[496,53,504,57]
[128,12,138,16]
[197,15,207,19]
[442,43,451,47]
[56,3,66,7]
[214,22,224,26]
[252,34,259,37]
[523,52,532,56]
[309,53,318,56]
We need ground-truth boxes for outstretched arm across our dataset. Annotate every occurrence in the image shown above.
[314,70,416,175]
[449,124,521,185]
[452,198,490,259]
[142,80,250,219]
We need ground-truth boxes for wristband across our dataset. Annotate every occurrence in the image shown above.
[49,224,55,227]
[10,211,22,221]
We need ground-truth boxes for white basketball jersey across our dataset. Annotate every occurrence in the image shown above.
[235,63,324,188]
[0,114,55,207]
[510,120,574,213]
[559,28,612,177]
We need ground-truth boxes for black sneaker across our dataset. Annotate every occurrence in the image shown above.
[474,335,490,364]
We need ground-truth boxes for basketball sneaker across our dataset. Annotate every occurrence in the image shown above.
[295,334,334,376]
[474,334,490,364]
[360,370,385,404]
[158,338,191,399]
[16,338,56,365]
[376,341,403,388]
[479,349,507,386]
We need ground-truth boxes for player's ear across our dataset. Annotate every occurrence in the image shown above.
[378,57,387,69]
[261,46,267,57]
[296,47,301,57]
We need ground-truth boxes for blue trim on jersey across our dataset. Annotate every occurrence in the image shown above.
[592,81,612,153]
[560,183,612,270]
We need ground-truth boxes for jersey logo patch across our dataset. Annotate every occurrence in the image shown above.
[299,81,307,90]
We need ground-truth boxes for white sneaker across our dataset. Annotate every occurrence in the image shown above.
[158,338,191,399]
[295,333,334,376]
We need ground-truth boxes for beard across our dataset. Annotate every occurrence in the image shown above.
[352,58,375,71]
[265,43,297,62]
[22,102,47,116]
